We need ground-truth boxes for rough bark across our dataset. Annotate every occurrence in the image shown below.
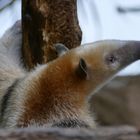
[0,126,139,140]
[22,0,82,69]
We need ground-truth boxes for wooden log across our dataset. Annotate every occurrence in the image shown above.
[0,126,139,140]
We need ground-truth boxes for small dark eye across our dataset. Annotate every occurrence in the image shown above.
[106,55,117,64]
[109,56,116,63]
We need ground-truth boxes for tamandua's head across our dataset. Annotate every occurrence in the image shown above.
[72,40,140,95]
[52,40,140,96]
[17,40,140,127]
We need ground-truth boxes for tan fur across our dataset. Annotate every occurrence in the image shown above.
[16,41,140,127]
[0,23,140,128]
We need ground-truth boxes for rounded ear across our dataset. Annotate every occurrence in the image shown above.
[76,58,88,79]
[53,43,69,57]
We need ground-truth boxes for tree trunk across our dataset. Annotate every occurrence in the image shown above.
[22,0,82,69]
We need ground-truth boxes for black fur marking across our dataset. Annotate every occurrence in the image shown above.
[76,58,88,79]
[52,119,89,128]
[1,79,19,118]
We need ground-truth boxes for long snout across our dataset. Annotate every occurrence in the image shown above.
[124,41,140,60]
[111,40,140,67]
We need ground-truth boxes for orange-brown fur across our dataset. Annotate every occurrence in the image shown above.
[18,57,91,127]
[16,41,140,127]
[0,22,140,128]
